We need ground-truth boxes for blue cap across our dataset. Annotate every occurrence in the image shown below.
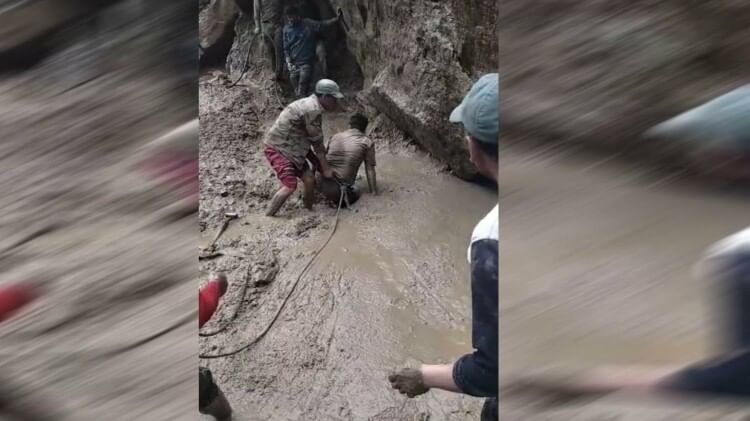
[449,73,499,144]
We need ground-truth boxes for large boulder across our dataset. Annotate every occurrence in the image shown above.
[333,0,497,179]
[199,0,238,66]
[498,1,750,167]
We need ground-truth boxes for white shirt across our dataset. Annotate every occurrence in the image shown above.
[468,204,499,263]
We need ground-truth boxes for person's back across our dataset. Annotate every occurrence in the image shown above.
[326,128,374,186]
[317,113,377,207]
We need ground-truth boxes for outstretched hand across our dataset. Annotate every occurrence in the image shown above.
[388,368,430,398]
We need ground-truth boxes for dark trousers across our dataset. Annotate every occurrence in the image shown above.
[290,63,314,98]
[318,177,360,208]
[480,397,497,421]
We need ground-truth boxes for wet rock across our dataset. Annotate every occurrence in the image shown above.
[199,0,237,66]
[251,252,279,286]
[331,0,497,179]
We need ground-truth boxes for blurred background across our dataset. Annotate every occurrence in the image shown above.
[0,0,196,419]
[499,1,749,420]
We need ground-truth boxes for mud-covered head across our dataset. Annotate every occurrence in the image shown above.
[315,79,344,111]
[349,113,368,132]
[451,73,499,179]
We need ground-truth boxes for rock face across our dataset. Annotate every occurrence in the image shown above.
[199,0,238,66]
[499,1,750,165]
[227,0,498,180]
[333,0,497,179]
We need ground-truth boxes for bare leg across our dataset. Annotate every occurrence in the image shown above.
[301,171,315,210]
[266,186,295,216]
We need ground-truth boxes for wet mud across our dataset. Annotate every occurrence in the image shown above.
[0,21,196,421]
[499,142,750,419]
[199,76,496,420]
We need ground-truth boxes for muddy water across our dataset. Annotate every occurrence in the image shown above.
[499,144,750,418]
[199,104,496,420]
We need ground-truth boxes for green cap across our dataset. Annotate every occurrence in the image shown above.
[315,79,344,99]
[449,73,499,144]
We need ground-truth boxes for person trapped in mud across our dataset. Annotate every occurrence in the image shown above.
[504,226,750,404]
[282,5,342,98]
[263,78,343,217]
[253,0,285,81]
[317,112,377,207]
[199,274,233,421]
[389,74,499,421]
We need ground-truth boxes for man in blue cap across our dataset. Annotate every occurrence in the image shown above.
[389,74,499,421]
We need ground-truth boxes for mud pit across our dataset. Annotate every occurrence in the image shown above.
[499,143,750,420]
[199,76,496,420]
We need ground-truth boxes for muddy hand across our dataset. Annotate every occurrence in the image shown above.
[388,368,429,398]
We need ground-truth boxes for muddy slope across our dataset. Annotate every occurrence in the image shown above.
[222,0,497,179]
[498,1,750,167]
[198,74,497,420]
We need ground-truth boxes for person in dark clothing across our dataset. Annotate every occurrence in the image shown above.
[388,74,499,421]
[504,227,750,404]
[294,0,333,78]
[282,6,341,98]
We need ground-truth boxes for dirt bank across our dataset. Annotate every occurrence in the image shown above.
[499,143,750,420]
[0,7,196,420]
[198,74,497,420]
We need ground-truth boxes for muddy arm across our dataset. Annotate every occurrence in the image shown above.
[365,162,377,194]
[365,145,377,194]
[312,142,332,177]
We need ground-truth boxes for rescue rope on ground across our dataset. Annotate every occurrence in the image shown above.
[199,188,345,359]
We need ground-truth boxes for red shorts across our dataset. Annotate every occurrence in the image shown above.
[264,145,318,190]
